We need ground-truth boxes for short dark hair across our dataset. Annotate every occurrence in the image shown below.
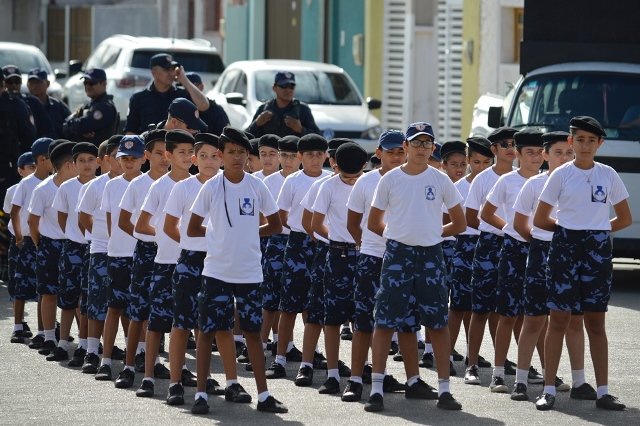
[52,153,73,171]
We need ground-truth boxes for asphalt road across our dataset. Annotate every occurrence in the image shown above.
[1,262,639,425]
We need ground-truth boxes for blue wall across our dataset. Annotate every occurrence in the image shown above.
[328,0,364,92]
[300,0,324,62]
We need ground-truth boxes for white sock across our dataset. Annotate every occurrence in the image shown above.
[425,343,433,353]
[78,338,87,350]
[233,334,243,343]
[287,341,294,352]
[543,385,556,396]
[124,336,128,347]
[44,329,56,342]
[101,357,112,366]
[438,378,450,396]
[516,368,528,385]
[300,361,313,369]
[226,379,238,387]
[155,356,161,365]
[416,330,424,342]
[37,330,45,336]
[258,390,270,403]
[407,375,420,387]
[493,366,505,378]
[182,364,188,370]
[327,369,339,380]
[136,342,146,355]
[370,373,384,396]
[350,376,363,384]
[449,354,453,362]
[597,385,609,399]
[87,337,100,355]
[125,365,135,372]
[272,333,278,343]
[571,369,586,387]
[391,332,398,343]
[275,355,287,366]
[195,392,208,401]
[58,340,70,350]
[13,323,23,332]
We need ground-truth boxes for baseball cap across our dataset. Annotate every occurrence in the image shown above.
[27,68,48,81]
[378,130,405,150]
[168,98,207,131]
[81,68,106,82]
[116,135,145,159]
[17,152,34,168]
[2,65,21,80]
[405,122,435,141]
[150,53,178,69]
[31,137,54,158]
[185,72,202,85]
[430,142,442,162]
[274,71,296,86]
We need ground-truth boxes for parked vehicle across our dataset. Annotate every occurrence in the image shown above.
[207,59,382,154]
[0,41,64,99]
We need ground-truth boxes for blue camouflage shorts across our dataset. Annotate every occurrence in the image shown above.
[261,234,288,312]
[80,247,90,315]
[173,250,206,331]
[547,226,612,313]
[107,256,133,310]
[306,240,328,325]
[278,231,316,313]
[7,236,18,299]
[198,277,262,334]
[148,263,176,333]
[353,254,382,333]
[442,239,456,277]
[128,241,157,321]
[87,252,110,321]
[449,234,479,312]
[374,239,448,331]
[323,243,358,326]
[495,235,529,317]
[470,232,503,314]
[13,236,37,301]
[36,236,64,295]
[58,240,88,310]
[523,238,550,316]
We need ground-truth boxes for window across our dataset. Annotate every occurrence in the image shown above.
[204,0,222,32]
[514,8,524,64]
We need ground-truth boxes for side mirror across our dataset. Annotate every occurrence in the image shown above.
[226,92,246,106]
[54,69,67,79]
[488,106,504,128]
[68,60,83,77]
[366,97,382,110]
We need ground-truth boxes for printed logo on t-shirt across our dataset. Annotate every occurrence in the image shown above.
[591,185,607,203]
[239,197,255,215]
[425,185,436,201]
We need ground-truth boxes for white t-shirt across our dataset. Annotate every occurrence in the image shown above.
[52,177,87,244]
[11,174,45,238]
[371,166,463,247]
[191,173,279,283]
[263,170,289,235]
[539,161,629,231]
[301,174,332,243]
[164,175,209,252]
[102,175,137,257]
[119,172,156,243]
[486,170,530,242]
[141,173,183,264]
[78,174,111,254]
[313,174,355,244]
[455,177,480,236]
[28,176,65,240]
[253,170,266,180]
[346,169,386,258]
[465,167,508,235]
[277,169,331,233]
[513,173,554,241]
[4,184,18,236]
[77,182,92,242]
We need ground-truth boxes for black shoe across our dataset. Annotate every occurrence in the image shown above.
[186,331,196,350]
[98,342,103,354]
[181,368,197,387]
[405,378,438,400]
[383,375,406,393]
[265,361,287,379]
[466,355,492,368]
[134,351,145,373]
[418,340,425,350]
[46,346,69,362]
[111,345,125,361]
[206,377,225,395]
[452,349,464,361]
[191,396,209,415]
[136,379,154,397]
[340,327,353,341]
[318,377,340,394]
[10,330,26,343]
[535,393,556,410]
[596,394,626,410]
[489,376,508,393]
[55,321,60,342]
[21,322,33,338]
[38,340,56,355]
[511,383,529,401]
[234,340,245,358]
[68,347,86,367]
[159,334,166,354]
[570,383,597,400]
[257,395,288,413]
[286,345,303,362]
[237,345,250,363]
[437,392,462,410]
[362,364,372,384]
[388,341,399,356]
[95,364,113,381]
[28,334,45,349]
[527,366,543,384]
[269,340,277,357]
[504,359,516,375]
[294,365,314,386]
[211,342,218,352]
[338,360,351,377]
[166,383,185,406]
[313,351,327,370]
[115,368,135,388]
[82,353,100,374]
[341,380,363,402]
[419,352,434,368]
[392,352,403,362]
[449,361,457,377]
[153,363,170,379]
[364,393,384,412]
[225,383,251,403]
[245,362,253,371]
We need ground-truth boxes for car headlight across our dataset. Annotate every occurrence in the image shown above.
[361,125,382,140]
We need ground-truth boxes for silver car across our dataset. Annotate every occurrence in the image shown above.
[0,41,64,99]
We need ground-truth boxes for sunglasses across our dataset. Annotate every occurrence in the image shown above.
[277,84,296,89]
[5,78,22,85]
[494,140,516,149]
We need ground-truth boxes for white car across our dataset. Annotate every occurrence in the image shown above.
[0,42,64,99]
[63,35,225,125]
[206,60,382,154]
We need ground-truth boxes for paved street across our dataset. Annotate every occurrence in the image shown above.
[1,263,639,425]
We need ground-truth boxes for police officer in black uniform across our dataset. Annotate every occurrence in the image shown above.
[62,68,118,146]
[2,65,53,138]
[123,53,210,134]
[26,68,71,139]
[246,71,320,138]
[185,72,229,135]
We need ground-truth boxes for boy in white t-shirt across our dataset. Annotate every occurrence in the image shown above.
[188,127,287,414]
[533,116,632,411]
[365,122,466,412]
[253,134,280,180]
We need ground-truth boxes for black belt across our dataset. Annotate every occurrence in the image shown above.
[329,240,359,250]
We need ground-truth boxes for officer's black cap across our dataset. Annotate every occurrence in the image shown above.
[570,116,606,138]
[220,126,251,151]
[298,134,328,152]
[278,135,299,153]
[194,133,219,149]
[336,142,368,174]
[542,131,570,146]
[440,140,467,160]
[72,141,98,160]
[514,128,544,148]
[258,134,280,150]
[487,127,518,143]
[466,136,493,158]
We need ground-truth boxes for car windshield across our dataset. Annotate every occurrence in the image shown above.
[130,50,225,74]
[254,70,362,105]
[510,72,640,140]
[0,49,51,73]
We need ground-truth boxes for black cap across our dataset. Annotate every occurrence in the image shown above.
[49,139,70,156]
[220,126,251,151]
[278,135,299,153]
[258,134,280,150]
[487,127,518,143]
[328,138,352,155]
[370,154,381,166]
[248,139,260,156]
[542,131,570,146]
[145,129,167,149]
[440,140,467,159]
[106,134,124,152]
[50,141,76,164]
[569,116,606,138]
[195,133,219,149]
[150,53,178,69]
[466,136,493,158]
[165,129,195,145]
[336,142,368,174]
[298,134,328,152]
[72,141,99,159]
[514,128,544,147]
